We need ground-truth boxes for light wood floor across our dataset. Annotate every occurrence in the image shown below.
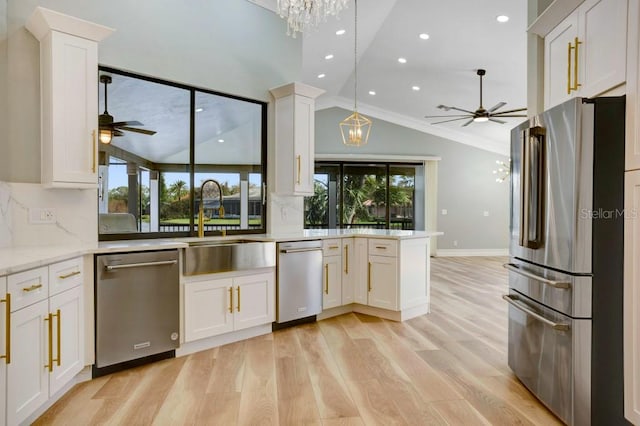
[35,256,561,425]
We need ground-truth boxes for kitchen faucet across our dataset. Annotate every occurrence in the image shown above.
[198,179,225,238]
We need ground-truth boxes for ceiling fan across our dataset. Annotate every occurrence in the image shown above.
[98,75,157,144]
[425,69,527,127]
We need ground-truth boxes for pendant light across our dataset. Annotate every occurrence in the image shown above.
[339,0,371,147]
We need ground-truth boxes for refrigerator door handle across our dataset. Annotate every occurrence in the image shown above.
[502,294,570,331]
[503,263,571,289]
[519,126,546,249]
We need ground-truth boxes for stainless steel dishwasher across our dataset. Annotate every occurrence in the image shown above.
[276,240,323,324]
[94,249,179,376]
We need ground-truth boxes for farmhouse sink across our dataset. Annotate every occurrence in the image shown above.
[183,239,276,276]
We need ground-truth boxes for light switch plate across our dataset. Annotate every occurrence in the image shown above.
[29,208,56,224]
[441,209,448,215]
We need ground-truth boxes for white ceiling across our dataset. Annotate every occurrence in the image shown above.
[295,0,528,153]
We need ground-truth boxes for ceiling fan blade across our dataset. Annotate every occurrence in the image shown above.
[491,107,527,115]
[448,106,476,115]
[113,129,125,137]
[488,102,507,113]
[118,126,157,136]
[490,114,527,118]
[461,119,475,127]
[111,120,143,127]
[489,118,506,124]
[424,114,470,118]
[431,117,473,125]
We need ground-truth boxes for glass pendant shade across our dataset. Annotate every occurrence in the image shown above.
[277,0,348,37]
[340,111,371,147]
[99,128,113,144]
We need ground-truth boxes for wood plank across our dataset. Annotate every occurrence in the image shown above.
[431,399,492,425]
[344,379,407,426]
[237,336,279,425]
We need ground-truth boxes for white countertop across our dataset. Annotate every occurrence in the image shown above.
[0,230,442,276]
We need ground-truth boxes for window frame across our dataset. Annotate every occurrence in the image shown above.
[98,66,268,241]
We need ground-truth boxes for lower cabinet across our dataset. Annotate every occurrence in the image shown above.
[6,259,85,426]
[0,277,6,426]
[352,238,369,305]
[323,255,342,309]
[368,255,398,310]
[184,270,275,342]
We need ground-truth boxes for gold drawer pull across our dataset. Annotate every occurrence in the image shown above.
[58,270,81,280]
[228,287,233,314]
[368,262,372,292]
[375,246,387,250]
[44,313,53,372]
[344,246,349,274]
[572,37,582,91]
[328,245,339,249]
[237,287,241,312]
[22,283,43,292]
[567,41,572,94]
[296,155,301,185]
[325,264,329,294]
[0,293,10,364]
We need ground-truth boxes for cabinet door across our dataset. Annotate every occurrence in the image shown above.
[578,0,627,98]
[544,10,579,109]
[7,300,49,426]
[353,238,369,305]
[293,95,315,195]
[45,31,98,187]
[234,272,275,331]
[342,239,354,304]
[624,170,640,424]
[49,286,84,396]
[323,256,342,310]
[368,255,398,311]
[0,278,6,425]
[184,278,233,342]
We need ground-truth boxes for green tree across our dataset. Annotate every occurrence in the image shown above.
[305,180,328,225]
[169,180,188,201]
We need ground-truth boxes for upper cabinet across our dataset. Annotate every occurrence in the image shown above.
[26,7,114,188]
[544,0,627,109]
[270,82,325,196]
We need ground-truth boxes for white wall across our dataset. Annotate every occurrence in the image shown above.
[315,107,510,251]
[0,182,11,248]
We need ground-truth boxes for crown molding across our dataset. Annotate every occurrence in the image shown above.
[315,95,509,155]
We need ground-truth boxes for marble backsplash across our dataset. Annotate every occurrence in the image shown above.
[0,182,97,248]
[0,182,12,248]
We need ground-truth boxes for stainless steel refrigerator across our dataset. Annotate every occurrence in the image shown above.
[505,96,628,425]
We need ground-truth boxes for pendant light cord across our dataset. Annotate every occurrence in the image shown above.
[354,0,358,112]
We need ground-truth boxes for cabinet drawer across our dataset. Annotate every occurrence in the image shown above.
[323,239,342,256]
[49,257,83,296]
[368,239,398,257]
[8,266,49,311]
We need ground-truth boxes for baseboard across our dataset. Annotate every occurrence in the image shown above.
[435,248,509,257]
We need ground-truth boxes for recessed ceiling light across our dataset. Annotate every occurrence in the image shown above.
[218,139,224,143]
[317,73,326,79]
[336,29,346,35]
[325,54,334,60]
[369,90,376,95]
[195,107,204,113]
[496,15,509,23]
[412,86,420,91]
[398,57,407,64]
[419,33,430,40]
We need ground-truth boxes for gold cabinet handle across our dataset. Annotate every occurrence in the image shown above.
[325,264,329,294]
[375,246,387,250]
[567,41,572,94]
[328,245,339,250]
[55,309,61,366]
[22,283,43,292]
[92,130,97,173]
[368,262,372,292]
[236,287,241,312]
[573,37,582,91]
[44,313,53,372]
[0,293,10,364]
[296,155,301,185]
[344,246,349,274]
[58,270,81,280]
[228,287,233,314]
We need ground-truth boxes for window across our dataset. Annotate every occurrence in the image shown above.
[98,67,266,240]
[305,162,419,230]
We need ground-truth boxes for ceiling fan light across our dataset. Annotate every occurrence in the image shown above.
[99,128,113,144]
[474,116,489,123]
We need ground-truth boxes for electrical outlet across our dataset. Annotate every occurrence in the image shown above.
[483,211,489,217]
[441,209,448,215]
[453,240,458,247]
[29,208,56,224]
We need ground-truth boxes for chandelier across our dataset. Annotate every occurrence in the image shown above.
[339,0,371,147]
[493,159,511,183]
[277,0,349,37]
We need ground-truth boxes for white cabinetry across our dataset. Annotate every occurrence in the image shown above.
[544,0,627,109]
[624,170,640,424]
[184,270,275,342]
[6,258,84,426]
[270,82,325,195]
[25,7,113,188]
[322,239,342,309]
[341,238,357,304]
[367,239,399,311]
[0,277,7,425]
